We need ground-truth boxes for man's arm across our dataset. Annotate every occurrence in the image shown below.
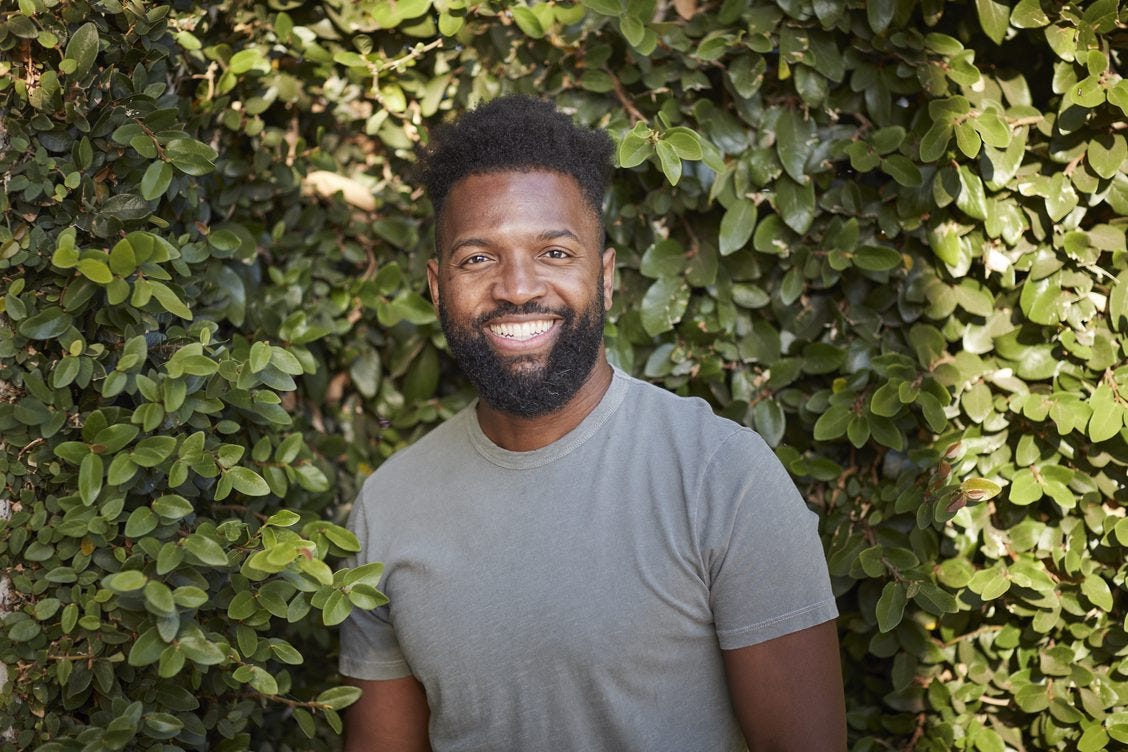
[722,620,847,752]
[343,676,431,752]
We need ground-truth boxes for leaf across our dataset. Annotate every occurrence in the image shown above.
[511,6,545,38]
[107,570,148,592]
[79,452,103,505]
[1087,384,1124,443]
[78,258,113,284]
[166,138,217,176]
[775,109,814,183]
[18,308,73,339]
[975,0,1009,43]
[718,200,757,256]
[880,155,922,187]
[140,161,173,200]
[813,405,852,441]
[64,22,99,79]
[774,175,815,234]
[316,685,363,710]
[920,122,952,162]
[618,15,644,47]
[854,245,902,271]
[639,276,690,336]
[876,582,907,632]
[582,0,622,16]
[183,534,229,566]
[655,140,682,185]
[127,627,165,667]
[322,590,353,626]
[147,280,193,319]
[662,127,702,160]
[227,466,271,496]
[1087,134,1127,180]
[1080,574,1114,611]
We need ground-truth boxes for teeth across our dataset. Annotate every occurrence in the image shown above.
[489,320,553,340]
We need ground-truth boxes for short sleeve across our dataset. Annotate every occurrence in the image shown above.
[337,489,414,680]
[699,430,838,650]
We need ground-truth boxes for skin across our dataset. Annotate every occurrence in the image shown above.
[344,170,847,751]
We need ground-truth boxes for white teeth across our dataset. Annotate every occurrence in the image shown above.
[488,320,553,340]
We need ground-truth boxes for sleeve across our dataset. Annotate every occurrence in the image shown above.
[699,429,839,650]
[337,484,414,680]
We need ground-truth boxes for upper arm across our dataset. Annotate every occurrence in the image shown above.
[343,676,431,752]
[722,620,846,752]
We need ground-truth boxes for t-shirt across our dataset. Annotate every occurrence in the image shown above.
[339,366,837,751]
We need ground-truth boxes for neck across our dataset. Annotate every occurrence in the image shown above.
[475,355,613,452]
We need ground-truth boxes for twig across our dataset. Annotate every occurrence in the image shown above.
[606,67,645,124]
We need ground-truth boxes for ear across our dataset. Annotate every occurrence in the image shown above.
[426,258,441,315]
[601,246,616,311]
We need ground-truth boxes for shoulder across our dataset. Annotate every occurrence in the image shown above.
[354,406,473,510]
[614,369,761,458]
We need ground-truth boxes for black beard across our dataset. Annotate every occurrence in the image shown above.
[438,289,605,418]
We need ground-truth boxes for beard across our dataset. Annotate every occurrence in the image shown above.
[438,286,606,418]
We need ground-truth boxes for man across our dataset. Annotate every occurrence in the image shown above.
[340,96,846,751]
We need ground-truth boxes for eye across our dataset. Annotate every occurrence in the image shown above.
[542,248,570,259]
[459,253,491,266]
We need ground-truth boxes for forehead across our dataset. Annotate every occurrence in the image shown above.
[438,170,598,251]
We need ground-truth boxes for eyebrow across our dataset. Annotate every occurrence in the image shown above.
[448,228,581,255]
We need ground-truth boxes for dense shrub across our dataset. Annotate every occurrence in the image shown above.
[1,0,1125,750]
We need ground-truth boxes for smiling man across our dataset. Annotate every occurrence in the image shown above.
[339,96,846,752]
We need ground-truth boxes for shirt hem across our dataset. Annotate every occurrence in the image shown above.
[716,598,839,650]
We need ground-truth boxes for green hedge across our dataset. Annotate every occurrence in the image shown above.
[1,0,1125,750]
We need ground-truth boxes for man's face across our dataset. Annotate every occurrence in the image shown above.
[427,170,615,417]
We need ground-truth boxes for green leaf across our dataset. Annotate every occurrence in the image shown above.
[144,580,177,616]
[813,405,852,441]
[639,276,690,336]
[655,140,682,185]
[78,258,113,284]
[511,6,545,38]
[107,569,148,592]
[64,22,99,79]
[152,494,193,520]
[876,582,907,632]
[183,534,229,566]
[618,15,643,46]
[79,451,103,505]
[18,308,73,340]
[880,155,922,187]
[854,245,902,271]
[1080,574,1114,611]
[775,109,813,183]
[166,138,217,176]
[316,685,363,710]
[1087,384,1124,442]
[1088,134,1127,180]
[920,122,952,162]
[147,280,193,319]
[774,176,815,234]
[321,590,353,626]
[718,200,757,256]
[127,627,165,667]
[124,507,159,537]
[662,127,702,161]
[582,0,623,15]
[140,161,173,200]
[975,0,1009,43]
[227,466,271,496]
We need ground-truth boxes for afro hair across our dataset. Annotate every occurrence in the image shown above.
[417,95,614,223]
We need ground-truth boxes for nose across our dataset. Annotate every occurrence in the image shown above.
[491,254,547,305]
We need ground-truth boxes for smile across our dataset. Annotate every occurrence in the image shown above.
[487,319,556,341]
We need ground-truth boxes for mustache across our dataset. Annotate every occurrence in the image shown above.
[475,301,573,327]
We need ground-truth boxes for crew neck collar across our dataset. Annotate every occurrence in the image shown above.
[465,365,630,469]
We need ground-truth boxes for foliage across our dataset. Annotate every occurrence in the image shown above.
[1,0,1126,750]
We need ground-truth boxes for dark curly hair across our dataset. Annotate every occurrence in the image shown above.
[418,95,614,226]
